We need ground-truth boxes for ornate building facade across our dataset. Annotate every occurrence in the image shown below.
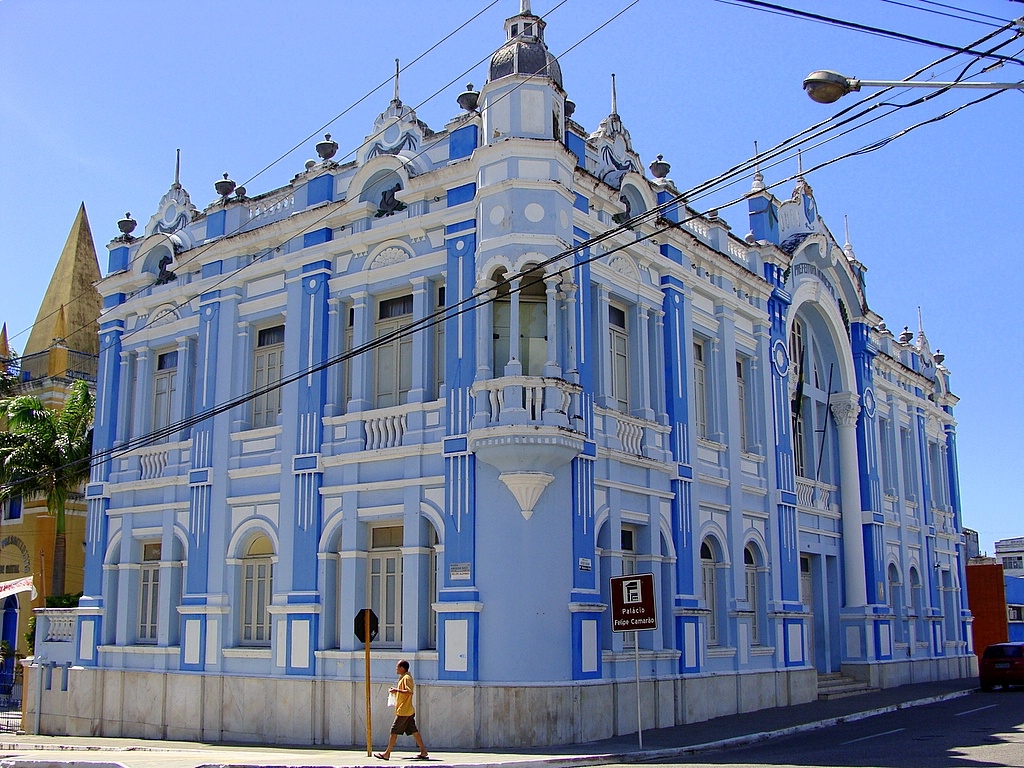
[34,4,972,747]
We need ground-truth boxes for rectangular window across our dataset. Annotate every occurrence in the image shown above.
[901,427,918,501]
[1009,605,1024,622]
[879,418,897,495]
[745,565,759,645]
[252,325,285,428]
[702,560,718,645]
[736,357,749,452]
[620,526,637,576]
[241,557,273,645]
[375,296,413,408]
[138,542,161,643]
[693,340,708,439]
[793,412,807,477]
[343,307,354,409]
[3,495,21,521]
[1003,556,1024,570]
[434,286,446,400]
[153,351,178,435]
[369,525,403,645]
[609,306,629,413]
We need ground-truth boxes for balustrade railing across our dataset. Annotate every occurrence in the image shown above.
[36,609,76,643]
[364,409,409,450]
[137,444,170,480]
[795,477,838,512]
[472,376,580,426]
[247,191,296,225]
[615,415,644,455]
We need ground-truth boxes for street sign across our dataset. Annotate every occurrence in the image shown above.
[610,572,658,632]
[354,608,379,643]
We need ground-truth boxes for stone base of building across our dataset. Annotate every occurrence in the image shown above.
[842,653,978,690]
[27,666,821,748]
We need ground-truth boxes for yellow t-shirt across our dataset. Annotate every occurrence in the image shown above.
[395,672,415,716]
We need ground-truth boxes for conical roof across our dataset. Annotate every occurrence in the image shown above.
[24,203,102,357]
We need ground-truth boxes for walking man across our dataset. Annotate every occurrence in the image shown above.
[376,660,428,760]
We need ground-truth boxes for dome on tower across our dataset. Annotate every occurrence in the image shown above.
[488,2,562,88]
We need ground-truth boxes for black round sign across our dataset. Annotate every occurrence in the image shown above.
[354,608,379,643]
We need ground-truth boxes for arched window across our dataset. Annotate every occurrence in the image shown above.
[909,566,925,647]
[492,265,547,377]
[701,539,720,646]
[888,563,905,644]
[241,534,274,646]
[744,544,762,645]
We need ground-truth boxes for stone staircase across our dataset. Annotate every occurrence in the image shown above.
[816,671,880,700]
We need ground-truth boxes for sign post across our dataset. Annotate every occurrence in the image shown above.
[354,609,379,757]
[610,572,657,750]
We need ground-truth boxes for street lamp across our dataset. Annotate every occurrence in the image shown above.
[802,69,1024,104]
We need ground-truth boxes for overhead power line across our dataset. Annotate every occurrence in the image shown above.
[718,0,1024,64]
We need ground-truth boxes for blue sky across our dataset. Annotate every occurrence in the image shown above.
[1,0,1021,553]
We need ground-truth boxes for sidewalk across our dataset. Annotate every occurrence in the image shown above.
[0,678,976,768]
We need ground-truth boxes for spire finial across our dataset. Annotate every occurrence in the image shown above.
[521,0,531,13]
[917,305,924,334]
[751,140,765,192]
[844,215,850,247]
[611,73,618,116]
[797,149,804,176]
[174,148,181,188]
[393,58,400,103]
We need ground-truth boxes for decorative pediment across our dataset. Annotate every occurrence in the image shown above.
[145,183,197,238]
[777,184,822,251]
[369,245,412,269]
[358,101,433,171]
[590,126,641,190]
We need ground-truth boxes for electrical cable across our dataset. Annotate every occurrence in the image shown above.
[7,0,579,362]
[0,0,506,351]
[876,0,1007,28]
[6,70,1003,493]
[717,0,1024,64]
[4,5,1018,493]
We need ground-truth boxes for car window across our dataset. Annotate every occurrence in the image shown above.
[984,645,1024,658]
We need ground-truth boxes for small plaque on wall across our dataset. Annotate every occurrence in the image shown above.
[450,562,471,581]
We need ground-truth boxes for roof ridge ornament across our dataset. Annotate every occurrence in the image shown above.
[393,58,401,105]
[751,140,765,192]
[611,72,618,116]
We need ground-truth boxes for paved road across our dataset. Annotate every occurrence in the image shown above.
[642,690,1024,768]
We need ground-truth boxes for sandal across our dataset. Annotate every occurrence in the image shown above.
[374,754,390,761]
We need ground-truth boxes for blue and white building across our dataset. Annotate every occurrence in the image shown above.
[34,2,973,747]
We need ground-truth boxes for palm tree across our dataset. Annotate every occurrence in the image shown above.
[0,379,94,597]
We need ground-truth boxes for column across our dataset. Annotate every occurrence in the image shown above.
[564,281,578,382]
[348,291,371,413]
[325,297,343,417]
[409,276,429,404]
[505,278,522,375]
[544,274,561,377]
[475,279,494,380]
[634,305,654,420]
[831,391,866,608]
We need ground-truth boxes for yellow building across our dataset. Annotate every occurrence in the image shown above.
[0,203,100,657]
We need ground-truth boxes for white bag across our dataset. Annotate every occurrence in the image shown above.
[387,691,397,708]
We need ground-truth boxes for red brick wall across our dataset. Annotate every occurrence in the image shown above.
[966,562,1008,655]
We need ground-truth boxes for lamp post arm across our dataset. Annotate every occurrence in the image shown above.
[854,78,1024,91]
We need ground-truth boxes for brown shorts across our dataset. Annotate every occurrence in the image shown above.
[390,714,419,735]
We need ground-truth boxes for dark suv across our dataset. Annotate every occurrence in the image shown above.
[980,642,1024,691]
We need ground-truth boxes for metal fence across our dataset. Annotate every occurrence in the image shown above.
[0,663,23,733]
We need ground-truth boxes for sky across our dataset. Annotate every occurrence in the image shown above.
[0,0,1021,553]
